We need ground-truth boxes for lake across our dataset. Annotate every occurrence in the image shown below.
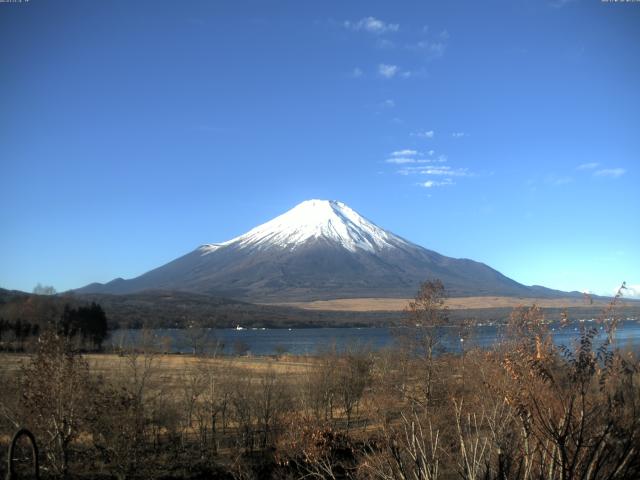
[110,318,640,356]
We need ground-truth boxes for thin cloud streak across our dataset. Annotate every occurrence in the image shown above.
[386,157,431,165]
[545,174,573,186]
[420,178,454,188]
[398,165,469,176]
[577,162,599,170]
[406,29,449,60]
[391,149,418,157]
[344,17,399,34]
[594,168,626,178]
[412,130,435,138]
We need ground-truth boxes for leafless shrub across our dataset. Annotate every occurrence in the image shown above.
[19,331,95,477]
[336,346,373,430]
[303,346,339,423]
[361,407,440,480]
[276,416,359,480]
[489,287,640,480]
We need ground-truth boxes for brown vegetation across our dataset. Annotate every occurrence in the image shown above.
[272,295,616,312]
[1,285,639,479]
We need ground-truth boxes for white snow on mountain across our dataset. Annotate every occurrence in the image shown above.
[200,199,409,254]
[198,243,224,254]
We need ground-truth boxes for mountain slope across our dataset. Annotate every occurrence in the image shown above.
[76,199,574,301]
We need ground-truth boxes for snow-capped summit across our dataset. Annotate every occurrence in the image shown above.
[77,199,559,301]
[202,199,408,254]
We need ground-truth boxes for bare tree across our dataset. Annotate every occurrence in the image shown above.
[400,279,449,406]
[493,295,640,480]
[361,407,441,480]
[179,364,206,446]
[336,346,372,430]
[253,368,290,448]
[229,370,257,451]
[20,332,94,478]
[303,346,338,423]
[192,357,233,455]
[32,283,57,295]
[276,418,359,480]
[90,328,166,479]
[453,399,491,480]
[184,320,221,356]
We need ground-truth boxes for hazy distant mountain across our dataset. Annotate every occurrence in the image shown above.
[76,199,578,301]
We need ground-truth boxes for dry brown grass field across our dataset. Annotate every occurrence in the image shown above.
[0,352,317,396]
[85,352,316,376]
[271,295,608,311]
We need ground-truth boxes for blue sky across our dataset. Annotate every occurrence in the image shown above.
[1,0,638,298]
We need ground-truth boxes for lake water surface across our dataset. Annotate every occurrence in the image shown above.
[110,319,640,356]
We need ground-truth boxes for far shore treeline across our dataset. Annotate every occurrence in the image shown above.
[0,299,108,352]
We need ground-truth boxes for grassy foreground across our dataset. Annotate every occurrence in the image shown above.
[1,300,639,480]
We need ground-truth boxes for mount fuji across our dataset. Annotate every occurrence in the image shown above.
[77,200,568,301]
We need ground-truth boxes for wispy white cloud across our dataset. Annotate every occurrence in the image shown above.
[344,17,399,34]
[386,157,430,165]
[378,64,398,78]
[594,168,626,178]
[379,99,395,109]
[420,179,454,188]
[413,40,446,58]
[399,165,469,176]
[386,149,432,164]
[425,166,468,176]
[406,29,449,59]
[545,174,573,186]
[577,162,599,170]
[391,149,418,157]
[348,67,364,78]
[451,132,465,138]
[375,64,418,79]
[376,38,395,49]
[412,130,435,138]
[382,145,470,188]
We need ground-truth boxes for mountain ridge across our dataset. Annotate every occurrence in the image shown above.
[76,199,580,301]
